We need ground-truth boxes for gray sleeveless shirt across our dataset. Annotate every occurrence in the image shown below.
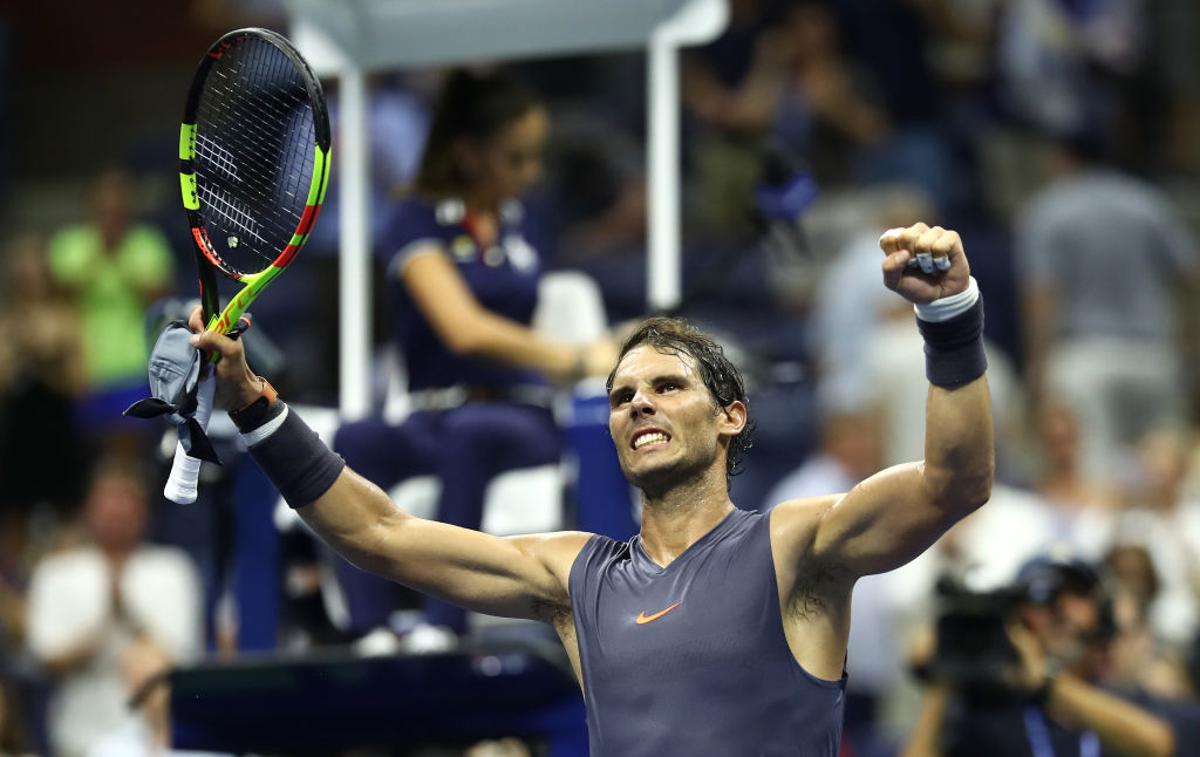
[568,507,846,756]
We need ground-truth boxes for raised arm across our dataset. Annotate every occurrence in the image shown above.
[778,224,993,581]
[301,467,589,620]
[190,313,590,622]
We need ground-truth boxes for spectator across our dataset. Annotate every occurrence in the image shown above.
[1034,403,1119,526]
[47,169,176,457]
[995,0,1142,137]
[1105,543,1194,699]
[0,234,86,524]
[765,406,881,505]
[331,68,616,648]
[683,1,895,237]
[1100,428,1200,648]
[26,463,201,757]
[904,556,1196,757]
[0,237,87,756]
[1017,133,1198,478]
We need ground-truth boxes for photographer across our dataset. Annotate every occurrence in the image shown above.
[904,557,1190,757]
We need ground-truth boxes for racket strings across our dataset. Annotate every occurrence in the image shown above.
[203,42,312,194]
[198,44,310,256]
[193,35,317,276]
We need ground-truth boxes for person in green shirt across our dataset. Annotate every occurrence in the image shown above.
[48,169,175,441]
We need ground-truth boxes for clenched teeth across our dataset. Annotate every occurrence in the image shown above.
[634,432,669,449]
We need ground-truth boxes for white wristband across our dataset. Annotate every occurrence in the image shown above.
[240,404,289,447]
[914,276,980,323]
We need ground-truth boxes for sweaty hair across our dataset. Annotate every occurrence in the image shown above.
[607,316,755,479]
[413,68,543,197]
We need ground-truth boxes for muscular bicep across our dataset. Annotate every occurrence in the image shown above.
[372,519,589,620]
[797,373,992,580]
[815,463,964,577]
[775,464,960,586]
[301,467,589,621]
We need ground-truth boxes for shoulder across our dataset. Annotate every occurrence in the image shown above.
[769,494,843,553]
[125,223,170,247]
[35,546,101,573]
[380,196,460,272]
[30,548,103,591]
[122,225,175,272]
[47,225,96,271]
[130,546,197,577]
[516,530,597,579]
[49,224,92,250]
[768,494,857,591]
[382,196,455,245]
[502,530,597,615]
[391,195,440,224]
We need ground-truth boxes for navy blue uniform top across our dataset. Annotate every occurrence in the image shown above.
[378,196,544,393]
[569,507,846,756]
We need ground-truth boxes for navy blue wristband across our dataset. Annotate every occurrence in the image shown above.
[245,406,345,508]
[916,295,987,387]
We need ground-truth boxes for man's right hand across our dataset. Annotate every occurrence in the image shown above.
[1005,620,1051,697]
[187,305,267,412]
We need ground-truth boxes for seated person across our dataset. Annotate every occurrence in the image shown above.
[333,68,615,644]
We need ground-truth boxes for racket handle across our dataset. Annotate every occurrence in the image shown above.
[164,373,216,505]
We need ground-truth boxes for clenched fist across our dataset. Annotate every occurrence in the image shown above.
[879,223,970,305]
[187,305,265,411]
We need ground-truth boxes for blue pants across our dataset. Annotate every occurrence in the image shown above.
[333,403,560,634]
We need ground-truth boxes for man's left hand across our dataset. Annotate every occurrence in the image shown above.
[879,223,970,305]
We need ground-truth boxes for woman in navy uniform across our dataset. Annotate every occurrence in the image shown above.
[333,69,615,643]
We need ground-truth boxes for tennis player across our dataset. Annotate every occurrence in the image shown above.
[190,222,992,755]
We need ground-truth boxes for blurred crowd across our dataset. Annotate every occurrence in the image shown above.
[2,0,1200,754]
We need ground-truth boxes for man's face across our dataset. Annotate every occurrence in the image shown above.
[607,345,744,494]
[1028,593,1111,680]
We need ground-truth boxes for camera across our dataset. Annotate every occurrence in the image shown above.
[925,557,1116,705]
[928,577,1023,704]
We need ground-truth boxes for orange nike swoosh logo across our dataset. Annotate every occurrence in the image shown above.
[635,601,683,625]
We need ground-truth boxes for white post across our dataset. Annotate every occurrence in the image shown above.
[338,65,372,421]
[646,31,683,312]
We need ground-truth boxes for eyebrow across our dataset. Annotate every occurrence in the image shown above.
[654,373,691,386]
[607,372,692,397]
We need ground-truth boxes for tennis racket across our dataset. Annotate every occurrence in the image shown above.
[166,27,331,504]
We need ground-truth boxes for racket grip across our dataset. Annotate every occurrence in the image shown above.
[163,373,216,505]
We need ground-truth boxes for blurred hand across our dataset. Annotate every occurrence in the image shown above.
[879,223,971,305]
[580,337,620,380]
[109,563,126,621]
[187,305,266,411]
[1005,620,1049,695]
[906,622,938,671]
